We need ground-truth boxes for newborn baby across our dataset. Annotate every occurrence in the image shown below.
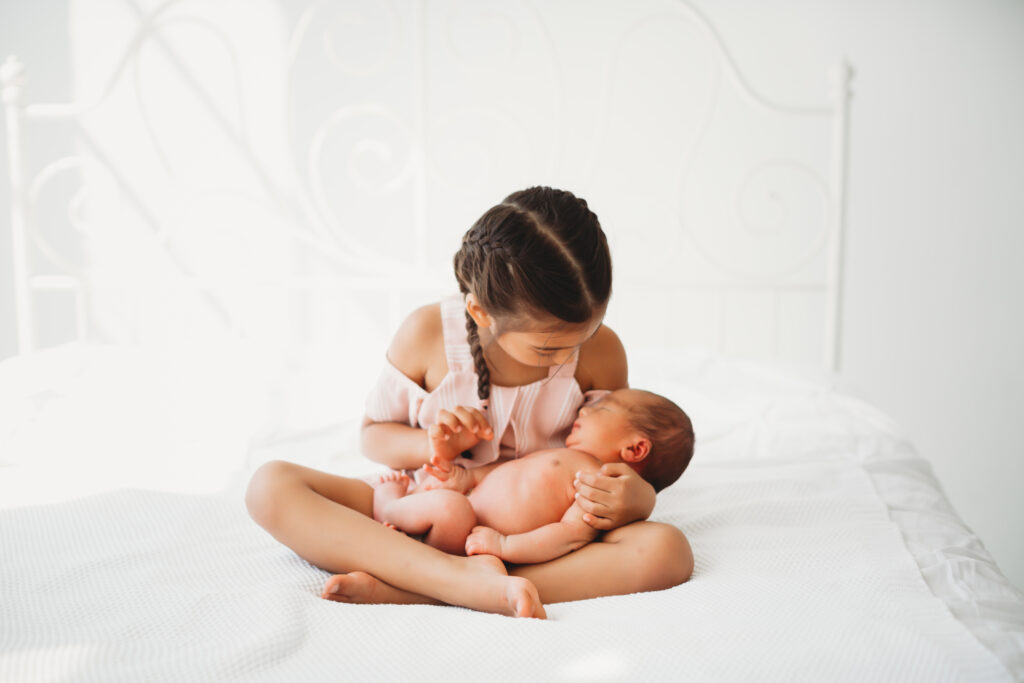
[372,389,694,564]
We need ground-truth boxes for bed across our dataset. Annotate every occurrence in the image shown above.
[3,1,1023,680]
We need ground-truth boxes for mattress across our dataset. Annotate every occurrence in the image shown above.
[1,343,1022,681]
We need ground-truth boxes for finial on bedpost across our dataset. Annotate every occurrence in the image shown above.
[1,55,26,106]
[824,57,853,373]
[3,54,36,355]
[828,58,853,103]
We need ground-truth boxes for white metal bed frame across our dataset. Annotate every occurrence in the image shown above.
[1,0,852,371]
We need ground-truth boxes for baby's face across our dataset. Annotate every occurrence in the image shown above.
[565,389,645,462]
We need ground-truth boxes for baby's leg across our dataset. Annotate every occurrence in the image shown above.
[371,472,412,524]
[376,489,476,556]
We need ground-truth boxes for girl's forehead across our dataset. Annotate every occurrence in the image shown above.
[513,324,599,347]
[516,313,602,337]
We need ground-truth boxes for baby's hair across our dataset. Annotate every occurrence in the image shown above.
[627,391,695,492]
[454,186,612,403]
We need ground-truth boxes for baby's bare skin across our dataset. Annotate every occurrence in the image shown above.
[373,389,662,564]
[373,448,602,564]
[468,448,597,534]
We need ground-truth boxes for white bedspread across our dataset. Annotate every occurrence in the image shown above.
[1,344,1022,681]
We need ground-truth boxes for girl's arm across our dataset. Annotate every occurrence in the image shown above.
[361,305,440,469]
[361,419,434,470]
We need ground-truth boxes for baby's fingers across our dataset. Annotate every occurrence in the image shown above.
[465,529,485,555]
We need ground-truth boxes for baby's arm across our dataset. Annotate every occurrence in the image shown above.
[419,462,499,494]
[465,502,599,565]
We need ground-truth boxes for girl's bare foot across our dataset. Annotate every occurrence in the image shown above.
[371,472,411,523]
[459,554,546,619]
[321,571,437,606]
[321,555,546,619]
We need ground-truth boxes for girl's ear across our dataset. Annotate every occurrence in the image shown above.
[465,293,495,329]
[620,437,652,464]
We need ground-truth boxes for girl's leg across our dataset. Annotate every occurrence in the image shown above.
[245,460,545,618]
[325,520,694,607]
[509,521,693,604]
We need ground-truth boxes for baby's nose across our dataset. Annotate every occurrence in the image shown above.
[578,405,591,417]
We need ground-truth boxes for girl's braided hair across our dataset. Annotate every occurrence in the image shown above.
[453,187,612,403]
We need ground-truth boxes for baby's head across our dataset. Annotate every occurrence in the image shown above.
[566,389,695,492]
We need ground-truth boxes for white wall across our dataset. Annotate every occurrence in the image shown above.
[2,0,1022,590]
[696,0,1024,589]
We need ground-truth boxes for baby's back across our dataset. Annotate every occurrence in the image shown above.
[468,448,599,535]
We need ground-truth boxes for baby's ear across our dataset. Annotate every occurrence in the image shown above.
[620,437,652,463]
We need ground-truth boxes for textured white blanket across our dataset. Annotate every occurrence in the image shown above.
[0,457,1012,681]
[1,345,1020,681]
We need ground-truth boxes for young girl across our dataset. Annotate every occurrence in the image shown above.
[245,187,694,619]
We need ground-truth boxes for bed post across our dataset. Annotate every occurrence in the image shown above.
[825,59,852,373]
[1,55,33,355]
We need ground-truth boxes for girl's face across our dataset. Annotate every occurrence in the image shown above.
[493,317,602,368]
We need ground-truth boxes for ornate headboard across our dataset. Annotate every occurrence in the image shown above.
[2,0,851,374]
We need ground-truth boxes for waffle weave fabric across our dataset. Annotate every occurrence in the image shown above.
[1,458,1013,683]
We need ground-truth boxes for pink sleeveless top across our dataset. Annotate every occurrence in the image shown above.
[365,295,608,468]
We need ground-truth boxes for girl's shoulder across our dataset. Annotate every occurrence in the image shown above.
[386,302,446,389]
[575,324,628,392]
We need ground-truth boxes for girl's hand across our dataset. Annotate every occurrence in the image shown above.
[427,407,493,475]
[573,463,656,531]
[465,526,505,558]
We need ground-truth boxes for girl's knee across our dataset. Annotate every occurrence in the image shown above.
[245,460,296,529]
[618,522,694,590]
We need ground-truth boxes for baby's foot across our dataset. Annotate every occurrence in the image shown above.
[371,472,411,523]
[374,471,411,489]
[321,572,437,606]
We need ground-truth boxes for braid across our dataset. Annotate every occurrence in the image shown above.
[464,310,491,403]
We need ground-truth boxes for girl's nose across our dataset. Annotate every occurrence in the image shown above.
[553,348,575,365]
[578,405,591,417]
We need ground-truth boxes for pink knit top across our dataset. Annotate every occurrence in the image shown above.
[364,295,608,468]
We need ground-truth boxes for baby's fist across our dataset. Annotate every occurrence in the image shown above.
[465,526,504,558]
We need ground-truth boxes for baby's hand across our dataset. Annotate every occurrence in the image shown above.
[428,407,493,474]
[465,526,505,558]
